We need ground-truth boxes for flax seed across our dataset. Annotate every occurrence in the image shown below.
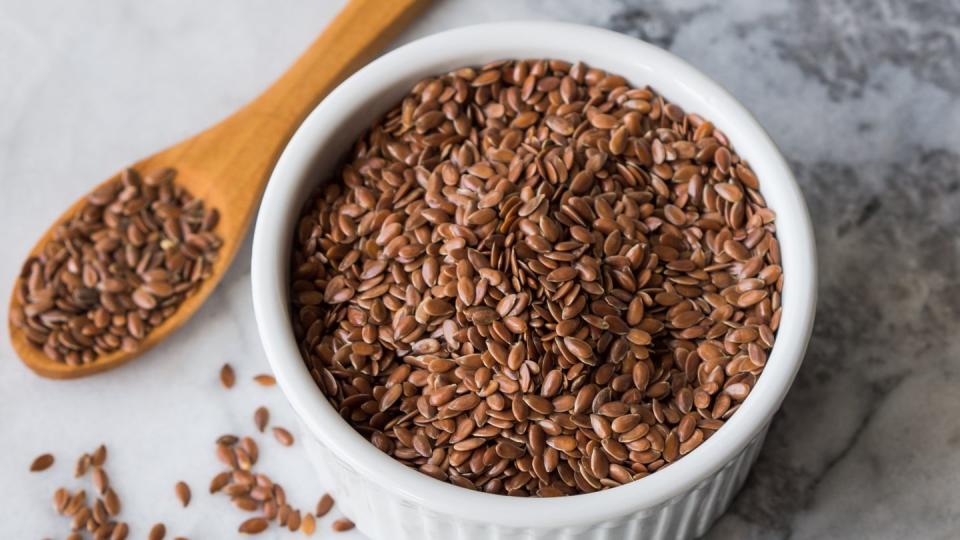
[315,493,334,517]
[332,519,355,532]
[148,523,165,540]
[175,481,191,507]
[272,427,294,446]
[30,453,54,472]
[253,374,276,386]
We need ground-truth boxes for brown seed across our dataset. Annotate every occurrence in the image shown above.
[301,513,316,535]
[626,329,652,346]
[737,289,768,308]
[92,466,109,494]
[71,506,91,529]
[92,445,107,466]
[234,496,259,511]
[545,115,573,135]
[216,443,237,468]
[209,471,231,494]
[315,493,335,517]
[30,453,54,472]
[238,517,269,534]
[546,266,577,282]
[563,336,593,360]
[287,510,302,531]
[254,406,270,432]
[75,453,91,477]
[111,522,129,540]
[53,487,70,514]
[217,434,239,446]
[253,374,276,386]
[92,498,109,527]
[723,239,750,261]
[379,384,404,411]
[175,481,191,507]
[547,436,578,453]
[523,394,554,415]
[148,523,166,540]
[332,519,355,532]
[272,427,294,446]
[104,488,121,516]
[472,69,501,86]
[714,183,743,203]
[64,488,86,516]
[728,327,759,343]
[220,363,236,389]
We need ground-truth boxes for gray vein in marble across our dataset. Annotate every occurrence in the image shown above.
[744,0,960,99]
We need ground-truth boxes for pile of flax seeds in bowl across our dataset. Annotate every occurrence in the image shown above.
[291,58,783,497]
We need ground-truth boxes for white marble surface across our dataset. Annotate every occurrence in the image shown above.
[3,0,959,538]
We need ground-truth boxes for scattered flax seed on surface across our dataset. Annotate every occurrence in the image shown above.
[92,444,108,466]
[30,453,54,472]
[332,518,355,532]
[208,433,331,535]
[74,453,91,477]
[148,523,166,540]
[220,363,236,389]
[209,471,231,494]
[315,493,334,517]
[287,510,302,531]
[37,444,164,539]
[9,167,221,364]
[175,481,191,507]
[111,522,129,540]
[253,374,276,386]
[272,427,294,447]
[254,406,270,432]
[238,517,269,534]
[301,513,316,535]
[92,466,109,494]
[216,434,239,446]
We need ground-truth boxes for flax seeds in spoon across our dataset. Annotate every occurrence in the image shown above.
[9,168,221,366]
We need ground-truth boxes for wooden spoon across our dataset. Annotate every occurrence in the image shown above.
[8,0,430,379]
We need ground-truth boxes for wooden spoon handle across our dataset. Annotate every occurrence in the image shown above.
[250,0,430,125]
[171,0,431,185]
[248,0,431,124]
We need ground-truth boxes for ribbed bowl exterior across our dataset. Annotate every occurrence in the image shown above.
[302,423,767,540]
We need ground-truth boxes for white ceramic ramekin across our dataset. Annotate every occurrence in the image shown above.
[251,22,816,540]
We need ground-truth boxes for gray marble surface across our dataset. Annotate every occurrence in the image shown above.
[2,0,958,538]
